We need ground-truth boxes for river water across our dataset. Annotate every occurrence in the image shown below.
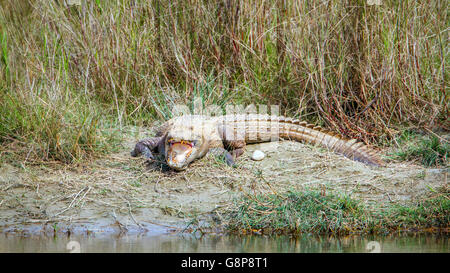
[0,232,448,253]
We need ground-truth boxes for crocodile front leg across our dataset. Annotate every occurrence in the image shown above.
[131,136,164,160]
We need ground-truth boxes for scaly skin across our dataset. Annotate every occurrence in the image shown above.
[131,114,385,171]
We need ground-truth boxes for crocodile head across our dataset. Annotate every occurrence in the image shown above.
[163,117,209,171]
[165,137,202,171]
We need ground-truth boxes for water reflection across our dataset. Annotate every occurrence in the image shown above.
[0,233,448,253]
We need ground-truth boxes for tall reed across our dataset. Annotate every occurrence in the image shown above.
[0,0,447,162]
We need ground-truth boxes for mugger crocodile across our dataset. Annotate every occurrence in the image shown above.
[131,114,385,171]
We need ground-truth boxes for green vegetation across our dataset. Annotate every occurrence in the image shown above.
[226,190,374,234]
[0,0,447,164]
[389,195,450,229]
[389,131,448,167]
[223,190,450,235]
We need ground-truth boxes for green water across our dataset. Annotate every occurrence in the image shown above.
[0,233,448,253]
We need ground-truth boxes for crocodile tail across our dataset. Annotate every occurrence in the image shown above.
[279,118,385,167]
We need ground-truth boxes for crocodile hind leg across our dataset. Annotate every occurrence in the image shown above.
[131,137,164,160]
[208,148,237,167]
[218,125,246,165]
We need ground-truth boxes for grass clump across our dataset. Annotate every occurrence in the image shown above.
[0,90,121,163]
[388,195,450,230]
[224,190,450,235]
[225,190,376,235]
[390,131,448,167]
